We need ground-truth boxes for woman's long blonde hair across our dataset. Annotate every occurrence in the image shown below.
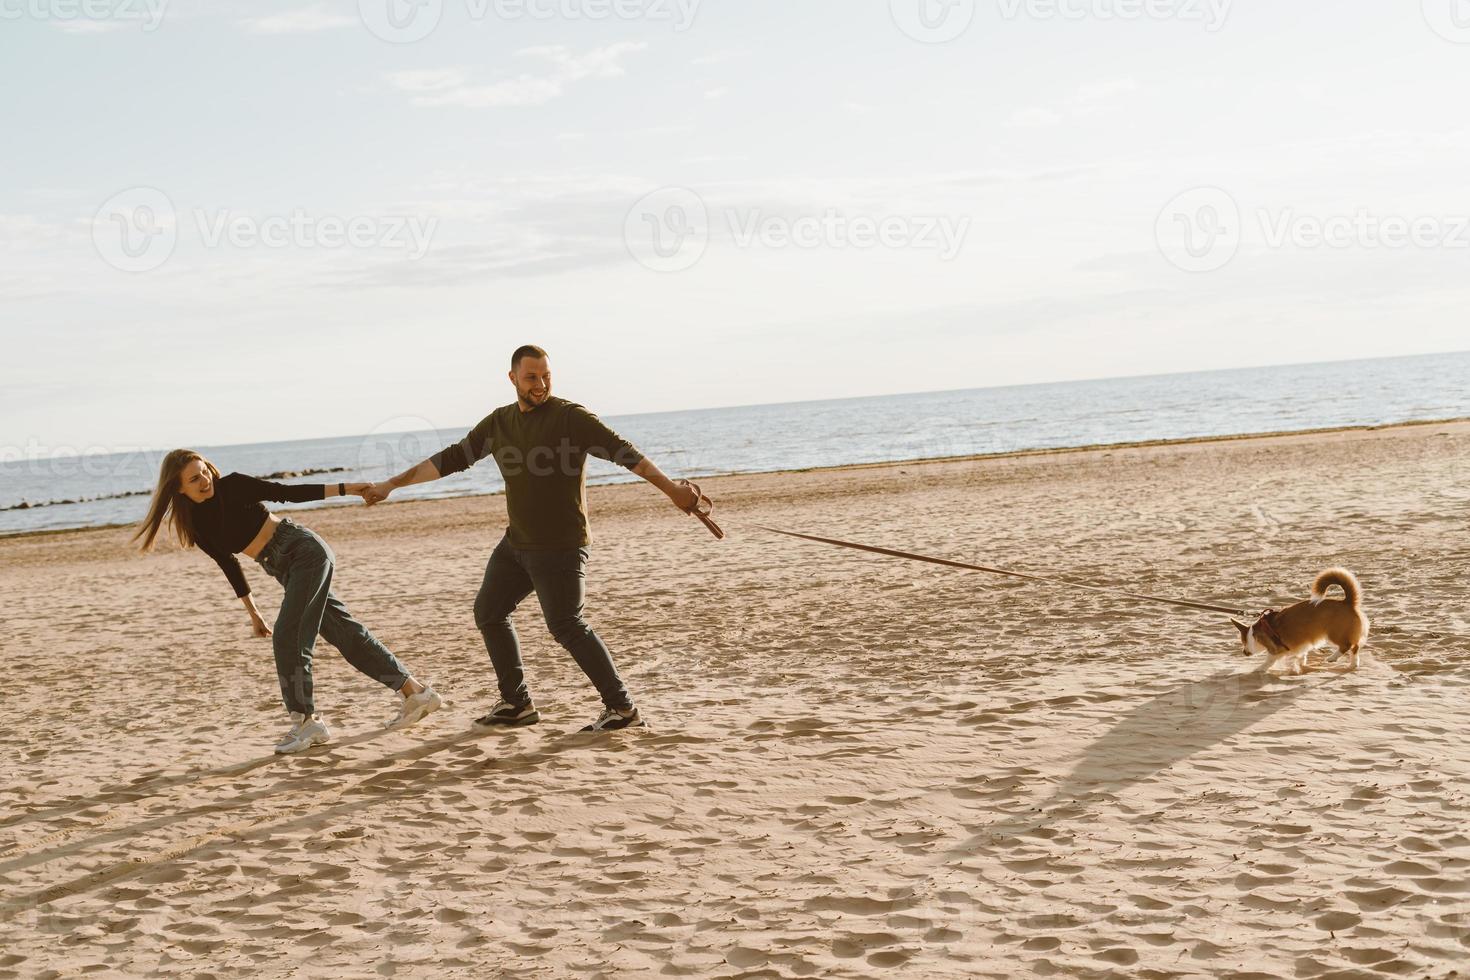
[133,449,220,553]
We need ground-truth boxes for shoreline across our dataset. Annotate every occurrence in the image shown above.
[4,414,1466,544]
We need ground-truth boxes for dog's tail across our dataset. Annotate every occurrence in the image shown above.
[1311,568,1361,607]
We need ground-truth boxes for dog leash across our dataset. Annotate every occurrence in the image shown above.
[679,485,1252,619]
[676,479,724,540]
[749,524,1253,619]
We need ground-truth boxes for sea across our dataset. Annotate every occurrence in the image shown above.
[3,352,1467,537]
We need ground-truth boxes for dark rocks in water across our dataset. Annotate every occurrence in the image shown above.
[261,466,349,480]
[5,489,147,510]
[4,466,350,514]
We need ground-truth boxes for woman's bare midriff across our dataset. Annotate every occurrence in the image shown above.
[240,514,282,560]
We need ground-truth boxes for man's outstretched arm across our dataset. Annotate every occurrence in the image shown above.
[570,404,700,515]
[363,418,492,506]
[363,459,441,506]
[632,456,699,513]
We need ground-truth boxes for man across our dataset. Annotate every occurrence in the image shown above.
[364,345,699,732]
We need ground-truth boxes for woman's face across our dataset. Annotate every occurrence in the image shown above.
[177,459,216,503]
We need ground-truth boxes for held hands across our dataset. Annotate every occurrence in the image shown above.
[361,482,394,507]
[336,481,385,505]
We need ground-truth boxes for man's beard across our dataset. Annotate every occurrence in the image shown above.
[518,388,549,409]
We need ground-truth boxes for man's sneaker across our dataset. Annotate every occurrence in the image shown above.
[581,706,648,733]
[275,712,330,754]
[387,686,443,730]
[473,699,541,728]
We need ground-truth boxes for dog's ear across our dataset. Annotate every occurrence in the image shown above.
[1231,618,1250,637]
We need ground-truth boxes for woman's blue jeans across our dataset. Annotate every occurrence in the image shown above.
[256,519,409,715]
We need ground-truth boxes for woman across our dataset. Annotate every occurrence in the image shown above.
[135,449,441,754]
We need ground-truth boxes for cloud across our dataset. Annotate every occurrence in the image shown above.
[633,124,693,137]
[519,43,646,80]
[239,6,356,33]
[51,18,129,33]
[272,174,646,288]
[385,69,472,94]
[705,87,729,101]
[690,48,748,66]
[1008,107,1064,128]
[0,213,77,254]
[1010,78,1139,127]
[936,165,1104,187]
[387,43,648,109]
[316,241,629,289]
[1075,78,1139,105]
[305,164,987,289]
[679,154,750,165]
[280,164,1093,291]
[402,76,564,109]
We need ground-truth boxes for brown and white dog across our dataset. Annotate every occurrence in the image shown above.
[1231,569,1369,674]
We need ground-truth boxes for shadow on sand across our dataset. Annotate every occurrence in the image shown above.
[0,726,701,914]
[0,723,408,838]
[949,666,1336,854]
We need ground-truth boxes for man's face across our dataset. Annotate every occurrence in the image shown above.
[509,356,552,408]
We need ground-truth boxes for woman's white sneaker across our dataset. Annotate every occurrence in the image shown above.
[275,712,330,754]
[388,686,443,730]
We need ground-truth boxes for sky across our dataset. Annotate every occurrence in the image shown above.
[3,0,1470,455]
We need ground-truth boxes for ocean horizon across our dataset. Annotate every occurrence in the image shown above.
[4,350,1468,537]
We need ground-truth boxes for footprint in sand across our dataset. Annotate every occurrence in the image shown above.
[1344,884,1416,910]
[1315,910,1361,932]
[829,931,902,959]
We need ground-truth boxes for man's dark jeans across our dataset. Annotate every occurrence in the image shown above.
[473,532,632,711]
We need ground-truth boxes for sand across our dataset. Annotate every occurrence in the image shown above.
[1,420,1468,979]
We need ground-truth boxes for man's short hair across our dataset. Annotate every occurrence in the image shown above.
[511,345,549,369]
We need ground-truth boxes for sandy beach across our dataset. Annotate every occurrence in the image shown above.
[1,420,1468,979]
